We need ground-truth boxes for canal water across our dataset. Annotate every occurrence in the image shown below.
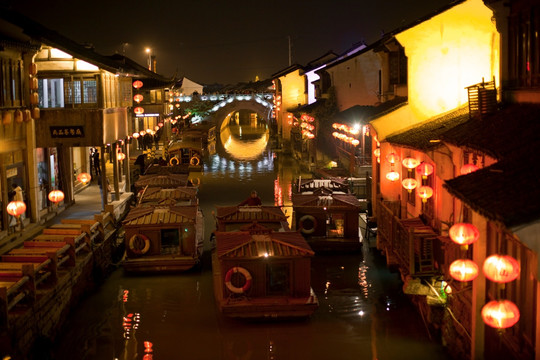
[50,117,451,360]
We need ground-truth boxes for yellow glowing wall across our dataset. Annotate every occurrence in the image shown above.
[277,69,307,140]
[372,0,500,141]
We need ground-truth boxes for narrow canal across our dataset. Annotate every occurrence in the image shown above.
[51,115,451,360]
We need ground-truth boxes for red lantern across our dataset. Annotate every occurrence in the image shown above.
[144,341,153,353]
[386,170,400,182]
[133,94,144,103]
[48,190,65,203]
[483,255,520,283]
[482,300,520,329]
[6,201,26,216]
[402,178,418,192]
[77,172,92,184]
[373,148,380,157]
[460,163,479,175]
[417,186,433,202]
[117,152,126,161]
[132,132,140,139]
[449,223,479,246]
[416,162,434,178]
[386,152,400,165]
[134,107,144,115]
[402,157,420,169]
[449,259,478,282]
[133,80,143,89]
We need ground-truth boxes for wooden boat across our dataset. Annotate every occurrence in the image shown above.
[292,186,363,252]
[137,186,198,207]
[167,129,205,171]
[122,205,204,272]
[133,173,190,192]
[212,223,318,319]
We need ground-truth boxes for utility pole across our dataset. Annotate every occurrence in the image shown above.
[288,35,292,66]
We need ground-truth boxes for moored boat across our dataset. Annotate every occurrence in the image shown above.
[212,223,318,319]
[122,205,204,273]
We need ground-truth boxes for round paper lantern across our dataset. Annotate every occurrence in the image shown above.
[386,170,400,182]
[417,186,433,202]
[402,178,418,192]
[158,122,164,128]
[402,157,420,169]
[32,107,40,119]
[30,92,39,105]
[139,131,146,136]
[117,152,126,161]
[2,111,12,125]
[461,164,479,175]
[30,76,39,90]
[482,300,520,329]
[132,80,143,89]
[48,190,65,203]
[386,153,399,165]
[134,107,144,115]
[373,148,380,157]
[449,223,479,246]
[416,162,434,178]
[29,62,38,76]
[77,172,92,184]
[132,132,140,138]
[449,259,479,282]
[14,110,23,123]
[133,94,144,103]
[23,109,31,122]
[6,201,26,216]
[483,255,520,283]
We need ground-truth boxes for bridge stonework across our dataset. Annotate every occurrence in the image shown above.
[206,97,273,130]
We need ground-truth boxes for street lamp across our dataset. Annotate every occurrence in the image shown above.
[145,48,151,71]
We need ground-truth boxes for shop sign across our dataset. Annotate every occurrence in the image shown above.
[6,168,17,178]
[50,126,84,138]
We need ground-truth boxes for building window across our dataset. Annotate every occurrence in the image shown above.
[266,263,290,295]
[0,58,23,107]
[38,79,64,108]
[83,80,97,103]
[64,77,97,106]
[509,5,540,87]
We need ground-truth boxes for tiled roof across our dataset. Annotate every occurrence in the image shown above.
[292,192,362,209]
[215,231,314,258]
[123,205,197,226]
[144,164,190,175]
[216,206,288,223]
[384,106,470,151]
[439,103,540,159]
[444,151,540,229]
[134,174,189,189]
[139,186,198,204]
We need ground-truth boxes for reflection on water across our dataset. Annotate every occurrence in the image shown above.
[219,110,269,161]
[50,121,451,360]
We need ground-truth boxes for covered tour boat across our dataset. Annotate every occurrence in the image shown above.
[212,223,318,319]
[292,186,363,252]
[136,186,198,207]
[122,205,204,272]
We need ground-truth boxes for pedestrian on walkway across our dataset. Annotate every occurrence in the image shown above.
[93,149,101,177]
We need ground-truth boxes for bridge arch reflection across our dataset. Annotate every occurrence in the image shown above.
[218,109,269,161]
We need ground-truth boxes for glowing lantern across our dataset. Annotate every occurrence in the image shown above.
[139,131,146,136]
[417,186,433,202]
[158,122,164,127]
[402,178,418,192]
[460,164,479,175]
[416,162,434,178]
[373,148,380,157]
[483,255,520,283]
[144,341,153,353]
[6,201,26,216]
[48,190,64,203]
[449,223,479,246]
[132,80,143,89]
[155,125,160,131]
[134,107,144,115]
[386,153,399,165]
[32,107,40,119]
[449,259,479,282]
[351,139,360,146]
[482,300,520,329]
[386,170,400,182]
[77,172,91,184]
[132,132,140,139]
[117,152,126,161]
[133,94,144,103]
[402,157,420,169]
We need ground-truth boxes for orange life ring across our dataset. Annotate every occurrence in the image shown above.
[224,267,252,294]
[299,215,317,235]
[169,156,180,166]
[129,234,150,255]
[189,156,200,166]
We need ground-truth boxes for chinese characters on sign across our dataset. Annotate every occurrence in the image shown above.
[49,126,84,138]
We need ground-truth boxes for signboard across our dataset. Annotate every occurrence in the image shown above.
[50,126,84,138]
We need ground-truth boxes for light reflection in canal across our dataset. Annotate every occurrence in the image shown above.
[50,119,451,360]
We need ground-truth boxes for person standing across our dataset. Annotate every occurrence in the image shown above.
[93,149,101,177]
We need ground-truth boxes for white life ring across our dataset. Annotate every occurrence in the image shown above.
[224,267,252,294]
[129,234,150,255]
[299,214,317,235]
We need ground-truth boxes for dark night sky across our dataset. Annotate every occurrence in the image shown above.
[6,0,451,84]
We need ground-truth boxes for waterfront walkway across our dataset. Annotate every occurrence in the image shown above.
[0,183,131,255]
